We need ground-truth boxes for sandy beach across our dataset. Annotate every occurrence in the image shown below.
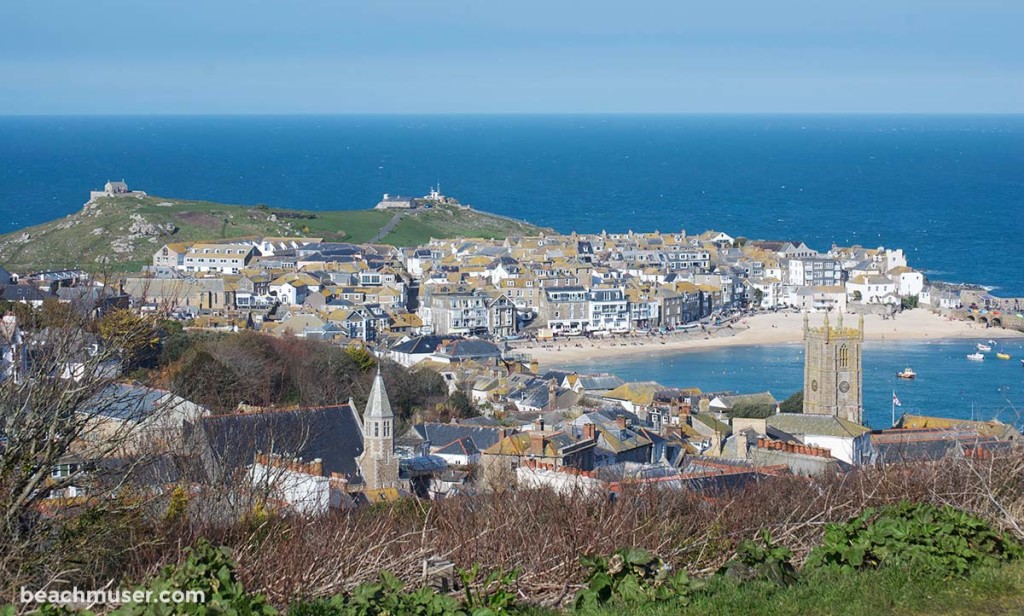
[514,310,1024,367]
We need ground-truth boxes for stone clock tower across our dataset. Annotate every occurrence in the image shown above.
[802,312,864,425]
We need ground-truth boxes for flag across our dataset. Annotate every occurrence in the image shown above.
[892,391,902,407]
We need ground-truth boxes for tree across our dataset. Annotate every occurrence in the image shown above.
[901,295,919,310]
[97,308,160,369]
[0,311,176,590]
[729,400,776,419]
[780,390,804,413]
[852,290,863,302]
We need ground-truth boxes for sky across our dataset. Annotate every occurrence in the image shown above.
[1,1,1021,114]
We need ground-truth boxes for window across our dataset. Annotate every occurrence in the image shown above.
[839,344,849,368]
[373,422,379,437]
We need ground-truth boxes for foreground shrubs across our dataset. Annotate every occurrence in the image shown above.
[288,566,521,616]
[574,548,701,611]
[806,501,1024,577]
[719,531,797,587]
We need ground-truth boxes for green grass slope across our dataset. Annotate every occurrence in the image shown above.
[0,196,549,272]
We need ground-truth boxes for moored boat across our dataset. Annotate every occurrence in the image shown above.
[977,343,993,352]
[996,352,1012,360]
[967,352,985,361]
[897,368,916,379]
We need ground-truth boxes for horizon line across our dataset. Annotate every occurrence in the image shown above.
[1,111,1023,119]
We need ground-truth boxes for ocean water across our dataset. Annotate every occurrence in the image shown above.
[556,338,1024,429]
[0,114,1022,294]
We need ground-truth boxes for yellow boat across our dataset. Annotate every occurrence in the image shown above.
[997,352,1012,360]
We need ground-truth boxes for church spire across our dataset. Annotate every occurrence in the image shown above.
[365,366,393,420]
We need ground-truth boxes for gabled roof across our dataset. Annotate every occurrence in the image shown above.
[193,405,364,482]
[767,413,870,439]
[408,423,509,452]
[603,381,663,406]
[897,414,1022,440]
[434,437,480,457]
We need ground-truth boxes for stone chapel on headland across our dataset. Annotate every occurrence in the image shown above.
[802,312,864,425]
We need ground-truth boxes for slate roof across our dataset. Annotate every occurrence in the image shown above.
[0,264,11,285]
[577,374,625,392]
[193,405,364,483]
[437,338,501,359]
[434,437,480,457]
[767,413,871,439]
[407,422,509,452]
[82,384,169,422]
[1,285,48,302]
[391,335,452,354]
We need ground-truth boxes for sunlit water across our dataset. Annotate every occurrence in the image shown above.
[555,338,1024,429]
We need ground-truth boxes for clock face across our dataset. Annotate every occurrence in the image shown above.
[839,380,850,393]
[811,379,819,392]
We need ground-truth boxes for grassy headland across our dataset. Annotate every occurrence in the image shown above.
[0,195,549,272]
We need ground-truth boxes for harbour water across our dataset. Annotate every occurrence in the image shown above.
[1,114,1022,294]
[555,338,1024,429]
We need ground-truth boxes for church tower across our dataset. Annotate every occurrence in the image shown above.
[357,368,399,490]
[802,312,864,424]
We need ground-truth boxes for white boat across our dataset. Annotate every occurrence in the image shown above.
[897,368,917,379]
[977,343,993,352]
[967,352,985,361]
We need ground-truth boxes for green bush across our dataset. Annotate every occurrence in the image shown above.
[807,501,1024,577]
[720,531,797,587]
[574,548,701,611]
[288,571,459,615]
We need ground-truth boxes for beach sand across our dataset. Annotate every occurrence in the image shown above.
[515,310,1023,367]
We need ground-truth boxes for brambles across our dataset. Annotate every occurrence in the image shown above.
[574,548,702,611]
[807,501,1024,577]
[286,566,521,615]
[111,540,277,615]
[288,572,460,615]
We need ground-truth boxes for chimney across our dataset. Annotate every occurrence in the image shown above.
[529,359,539,374]
[534,417,545,432]
[529,432,546,456]
[583,423,597,441]
[497,428,508,440]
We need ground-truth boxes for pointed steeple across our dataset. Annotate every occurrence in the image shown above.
[365,367,393,420]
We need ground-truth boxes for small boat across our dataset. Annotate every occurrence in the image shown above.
[897,368,916,379]
[967,353,985,361]
[977,343,993,352]
[996,352,1012,360]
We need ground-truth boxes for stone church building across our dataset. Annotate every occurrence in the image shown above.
[802,312,864,425]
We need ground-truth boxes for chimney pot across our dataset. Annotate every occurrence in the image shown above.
[529,431,546,456]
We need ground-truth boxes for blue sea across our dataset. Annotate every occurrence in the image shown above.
[1,114,1022,293]
[557,339,1024,430]
[1,114,1022,425]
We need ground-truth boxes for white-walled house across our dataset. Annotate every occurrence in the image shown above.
[269,273,322,306]
[432,437,481,466]
[847,275,898,305]
[767,414,872,465]
[891,269,924,298]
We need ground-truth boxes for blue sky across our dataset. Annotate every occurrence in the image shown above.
[1,0,1021,114]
